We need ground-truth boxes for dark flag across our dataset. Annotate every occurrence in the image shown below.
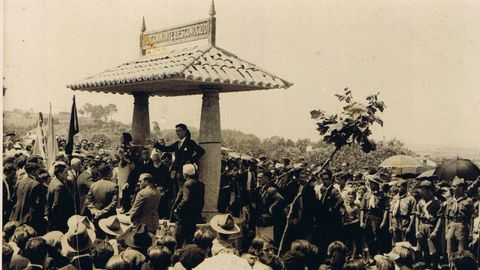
[65,95,79,156]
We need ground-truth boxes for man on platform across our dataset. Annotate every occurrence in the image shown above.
[171,164,205,248]
[154,123,205,188]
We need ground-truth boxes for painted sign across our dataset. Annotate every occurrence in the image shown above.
[142,18,212,53]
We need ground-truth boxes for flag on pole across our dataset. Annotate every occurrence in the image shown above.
[32,113,47,158]
[65,95,79,156]
[46,103,59,168]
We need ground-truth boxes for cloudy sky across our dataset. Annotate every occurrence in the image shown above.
[4,0,480,150]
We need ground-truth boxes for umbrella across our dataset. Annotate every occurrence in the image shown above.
[379,155,427,175]
[416,169,437,180]
[434,157,480,181]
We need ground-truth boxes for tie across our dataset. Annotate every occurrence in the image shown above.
[392,196,401,216]
[368,194,376,209]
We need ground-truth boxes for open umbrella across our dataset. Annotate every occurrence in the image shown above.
[434,157,480,181]
[416,169,437,180]
[379,155,427,175]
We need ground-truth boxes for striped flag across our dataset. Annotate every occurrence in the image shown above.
[32,113,47,158]
[65,95,79,156]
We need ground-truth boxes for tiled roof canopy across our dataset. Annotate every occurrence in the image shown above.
[67,46,292,96]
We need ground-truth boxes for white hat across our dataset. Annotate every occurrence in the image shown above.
[182,164,198,177]
[209,214,241,235]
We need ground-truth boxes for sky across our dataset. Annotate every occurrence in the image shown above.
[3,0,480,151]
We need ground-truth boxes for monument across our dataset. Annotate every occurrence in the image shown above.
[67,1,293,218]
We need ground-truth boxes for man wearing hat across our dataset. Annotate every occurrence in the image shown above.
[445,177,475,258]
[9,162,47,233]
[172,164,205,248]
[210,214,241,256]
[389,179,416,244]
[415,180,443,268]
[59,222,96,270]
[360,176,390,257]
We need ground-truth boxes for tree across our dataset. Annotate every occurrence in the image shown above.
[81,103,118,122]
[278,88,386,253]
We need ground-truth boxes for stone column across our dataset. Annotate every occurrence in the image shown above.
[131,93,150,146]
[198,89,221,220]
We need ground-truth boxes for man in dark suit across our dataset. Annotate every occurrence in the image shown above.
[3,164,16,224]
[123,147,154,212]
[86,164,118,222]
[171,164,205,248]
[128,173,161,233]
[23,237,48,270]
[154,123,205,187]
[46,163,76,233]
[314,169,344,259]
[76,160,96,215]
[9,163,46,233]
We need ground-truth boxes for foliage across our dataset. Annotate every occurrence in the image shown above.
[310,88,385,153]
[80,103,118,122]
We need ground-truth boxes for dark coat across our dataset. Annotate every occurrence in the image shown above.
[154,139,205,171]
[58,254,93,270]
[3,176,14,223]
[46,177,76,232]
[86,179,118,220]
[171,178,205,224]
[76,170,95,214]
[129,185,161,233]
[9,175,46,230]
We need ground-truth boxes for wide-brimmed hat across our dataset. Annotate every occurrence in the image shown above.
[67,215,95,231]
[417,180,435,189]
[118,223,154,250]
[99,215,129,237]
[61,223,96,253]
[210,214,241,235]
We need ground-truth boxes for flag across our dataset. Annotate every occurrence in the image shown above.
[32,113,47,158]
[65,95,79,156]
[45,103,59,168]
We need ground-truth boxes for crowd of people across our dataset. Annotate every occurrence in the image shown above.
[2,124,480,270]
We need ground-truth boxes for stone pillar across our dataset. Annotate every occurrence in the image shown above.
[198,90,221,220]
[131,93,150,146]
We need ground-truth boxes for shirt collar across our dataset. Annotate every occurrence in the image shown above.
[27,263,44,269]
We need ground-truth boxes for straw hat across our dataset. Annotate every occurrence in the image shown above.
[67,215,95,231]
[118,224,154,250]
[99,215,129,237]
[210,214,241,235]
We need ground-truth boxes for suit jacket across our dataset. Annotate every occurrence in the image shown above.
[9,254,29,270]
[128,186,161,233]
[46,177,76,232]
[76,170,95,214]
[172,178,205,224]
[58,254,93,270]
[86,179,118,220]
[154,139,205,170]
[316,185,344,225]
[9,175,46,230]
[3,176,14,223]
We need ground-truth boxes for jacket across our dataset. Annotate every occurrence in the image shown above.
[9,175,46,230]
[46,177,76,232]
[76,170,95,214]
[171,178,205,223]
[86,179,118,220]
[129,185,161,233]
[154,139,205,170]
